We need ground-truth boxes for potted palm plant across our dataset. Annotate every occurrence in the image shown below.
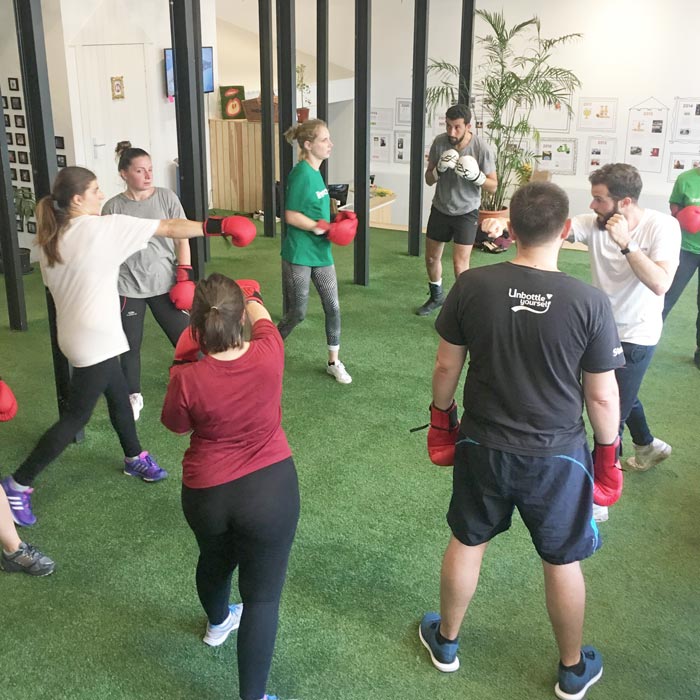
[295,64,311,123]
[426,10,581,218]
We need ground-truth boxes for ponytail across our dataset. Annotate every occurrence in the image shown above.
[284,119,326,162]
[189,274,245,354]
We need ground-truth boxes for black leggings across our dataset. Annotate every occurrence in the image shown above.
[14,356,141,486]
[181,457,300,700]
[120,293,190,393]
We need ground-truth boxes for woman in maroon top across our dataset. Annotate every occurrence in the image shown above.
[162,273,299,700]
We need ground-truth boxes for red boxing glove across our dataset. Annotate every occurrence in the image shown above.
[592,436,623,507]
[203,216,257,247]
[313,219,331,235]
[327,216,358,246]
[172,328,201,368]
[427,401,460,466]
[676,205,700,234]
[0,379,18,421]
[235,278,264,305]
[169,265,195,311]
[335,211,357,223]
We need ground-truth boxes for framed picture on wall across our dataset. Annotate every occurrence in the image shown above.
[55,136,65,150]
[15,133,26,146]
[14,114,25,129]
[19,168,30,182]
[3,114,9,128]
[6,132,13,145]
[8,150,15,163]
[27,221,36,234]
[395,98,412,126]
[10,167,17,181]
[57,154,67,168]
[393,130,411,163]
[16,217,23,232]
[18,151,28,164]
[8,77,19,91]
[10,96,21,110]
[2,95,7,109]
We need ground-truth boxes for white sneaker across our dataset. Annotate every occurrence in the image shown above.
[129,393,144,421]
[625,438,672,472]
[327,360,352,384]
[592,504,609,523]
[203,603,243,647]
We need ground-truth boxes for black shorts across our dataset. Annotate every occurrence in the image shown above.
[426,207,478,246]
[447,438,601,565]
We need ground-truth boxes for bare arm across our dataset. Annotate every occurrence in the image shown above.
[432,339,468,410]
[670,203,681,216]
[582,370,619,444]
[425,161,439,187]
[285,209,326,232]
[155,219,204,239]
[605,214,674,295]
[245,299,272,324]
[175,239,191,265]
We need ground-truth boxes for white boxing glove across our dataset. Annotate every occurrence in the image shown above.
[455,155,486,186]
[437,149,459,173]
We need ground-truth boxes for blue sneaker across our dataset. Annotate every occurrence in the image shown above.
[418,612,459,672]
[555,646,603,700]
[1,476,36,527]
[123,452,168,482]
[203,603,243,647]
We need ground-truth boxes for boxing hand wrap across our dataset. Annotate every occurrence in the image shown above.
[172,328,201,368]
[437,149,459,173]
[236,278,264,305]
[676,205,700,234]
[455,155,486,186]
[0,379,18,421]
[312,219,331,236]
[203,216,257,247]
[169,265,196,311]
[592,436,623,507]
[427,401,460,467]
[328,214,358,246]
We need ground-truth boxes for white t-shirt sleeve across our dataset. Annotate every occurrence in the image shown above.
[648,215,681,264]
[570,215,593,245]
[100,214,160,262]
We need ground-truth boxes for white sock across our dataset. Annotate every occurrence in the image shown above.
[9,476,30,492]
[430,279,442,288]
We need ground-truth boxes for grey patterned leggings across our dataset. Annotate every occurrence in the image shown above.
[277,260,341,346]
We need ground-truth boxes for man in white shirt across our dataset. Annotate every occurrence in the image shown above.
[569,163,681,473]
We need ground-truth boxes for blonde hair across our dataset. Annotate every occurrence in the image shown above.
[283,119,327,162]
[35,166,96,267]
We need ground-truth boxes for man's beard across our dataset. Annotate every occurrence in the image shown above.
[596,208,618,230]
[448,134,463,146]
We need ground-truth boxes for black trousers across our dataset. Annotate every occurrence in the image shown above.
[120,293,190,393]
[14,356,141,486]
[181,457,300,700]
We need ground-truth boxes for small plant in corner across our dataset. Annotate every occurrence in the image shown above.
[296,64,311,122]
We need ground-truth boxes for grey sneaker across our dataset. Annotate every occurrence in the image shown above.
[203,603,243,646]
[327,360,352,384]
[1,541,55,576]
[625,438,671,472]
[416,283,445,316]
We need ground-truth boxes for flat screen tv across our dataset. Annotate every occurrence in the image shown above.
[164,46,214,97]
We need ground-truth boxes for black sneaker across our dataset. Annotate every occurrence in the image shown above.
[1,542,55,576]
[416,292,445,316]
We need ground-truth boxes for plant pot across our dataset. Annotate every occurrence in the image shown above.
[296,107,310,123]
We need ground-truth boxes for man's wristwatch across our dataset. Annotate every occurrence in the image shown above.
[620,241,640,256]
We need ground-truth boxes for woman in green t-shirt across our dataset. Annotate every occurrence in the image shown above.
[277,120,352,384]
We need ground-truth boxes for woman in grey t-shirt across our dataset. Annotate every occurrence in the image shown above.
[102,142,191,420]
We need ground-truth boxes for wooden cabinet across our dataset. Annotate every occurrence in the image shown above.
[209,118,279,213]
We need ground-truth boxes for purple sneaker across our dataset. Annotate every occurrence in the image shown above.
[123,452,168,482]
[1,476,37,527]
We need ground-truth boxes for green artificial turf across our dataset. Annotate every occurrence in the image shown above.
[1,229,699,699]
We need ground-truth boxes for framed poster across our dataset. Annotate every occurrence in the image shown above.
[535,138,577,175]
[27,221,36,234]
[667,153,700,182]
[55,136,65,150]
[370,131,391,163]
[14,114,25,129]
[8,77,19,91]
[15,133,25,146]
[19,168,31,182]
[395,98,412,126]
[577,98,618,131]
[219,85,246,119]
[10,96,21,110]
[586,136,617,172]
[394,130,411,163]
[57,154,67,168]
[110,76,125,100]
[8,150,15,163]
[529,95,571,133]
[18,151,28,164]
[625,99,668,173]
[370,108,393,130]
[671,98,700,143]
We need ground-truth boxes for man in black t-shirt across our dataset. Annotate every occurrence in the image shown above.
[418,182,624,700]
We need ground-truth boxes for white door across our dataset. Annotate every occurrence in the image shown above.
[74,43,152,201]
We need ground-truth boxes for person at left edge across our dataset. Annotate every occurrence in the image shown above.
[102,141,192,421]
[0,166,251,528]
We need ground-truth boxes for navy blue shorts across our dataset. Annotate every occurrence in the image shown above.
[447,438,601,565]
[426,206,478,246]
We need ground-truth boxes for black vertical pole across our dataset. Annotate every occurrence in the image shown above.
[458,0,475,105]
[169,0,208,279]
[276,0,296,242]
[258,0,276,237]
[317,0,329,183]
[354,0,371,286]
[15,0,81,435]
[408,0,429,257]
